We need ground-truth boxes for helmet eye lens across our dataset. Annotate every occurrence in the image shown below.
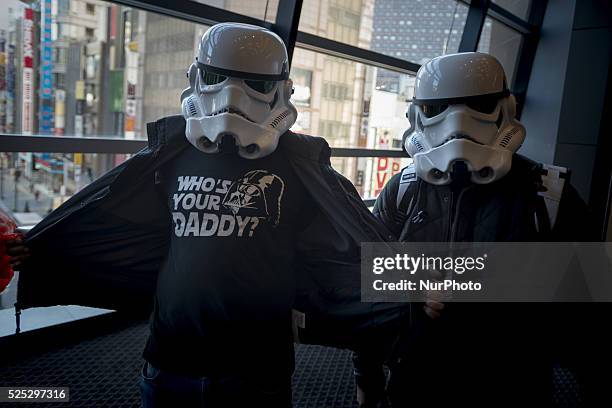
[422,104,448,118]
[245,80,276,94]
[202,70,227,85]
[466,96,499,114]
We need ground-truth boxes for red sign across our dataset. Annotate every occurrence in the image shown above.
[374,157,401,196]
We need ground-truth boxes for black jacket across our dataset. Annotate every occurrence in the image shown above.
[374,154,591,243]
[352,155,599,405]
[365,154,597,367]
[17,115,407,351]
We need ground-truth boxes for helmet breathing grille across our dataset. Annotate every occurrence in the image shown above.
[186,95,199,117]
[270,110,291,128]
[411,134,425,153]
[498,127,518,149]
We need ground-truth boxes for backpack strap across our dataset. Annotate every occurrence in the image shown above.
[396,164,417,215]
[538,164,569,230]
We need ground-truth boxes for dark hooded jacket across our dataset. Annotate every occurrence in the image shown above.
[353,155,600,407]
[374,154,591,243]
[16,115,407,352]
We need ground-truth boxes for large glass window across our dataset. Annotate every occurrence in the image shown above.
[290,47,413,198]
[300,0,469,65]
[0,1,212,139]
[192,0,278,22]
[0,151,127,319]
[491,0,531,21]
[0,0,538,336]
[477,17,523,87]
[0,152,130,219]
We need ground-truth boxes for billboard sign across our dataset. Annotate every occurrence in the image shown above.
[40,0,54,134]
[22,7,34,135]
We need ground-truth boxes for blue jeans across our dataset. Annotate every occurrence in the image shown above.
[139,361,292,408]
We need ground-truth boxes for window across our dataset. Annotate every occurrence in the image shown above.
[54,47,68,64]
[58,0,70,12]
[0,151,130,321]
[492,0,531,20]
[322,82,351,100]
[303,0,469,65]
[329,6,361,29]
[0,0,532,336]
[478,18,524,87]
[0,0,541,335]
[191,0,278,22]
[290,68,313,107]
[290,47,415,198]
[54,73,66,89]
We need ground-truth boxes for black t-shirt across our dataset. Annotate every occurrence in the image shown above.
[144,143,313,376]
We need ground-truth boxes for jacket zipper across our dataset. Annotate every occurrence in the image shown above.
[445,190,454,242]
[449,185,475,242]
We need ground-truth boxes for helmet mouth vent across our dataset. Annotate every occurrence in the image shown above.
[199,137,214,147]
[197,137,218,152]
[478,167,492,178]
[245,144,259,154]
[431,169,444,179]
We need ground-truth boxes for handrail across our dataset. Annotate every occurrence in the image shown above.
[0,134,408,158]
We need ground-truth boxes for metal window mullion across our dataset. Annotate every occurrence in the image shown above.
[0,135,147,154]
[296,32,420,76]
[108,1,419,76]
[513,0,548,117]
[487,2,533,34]
[273,0,303,66]
[107,0,272,29]
[459,0,491,52]
[331,148,406,158]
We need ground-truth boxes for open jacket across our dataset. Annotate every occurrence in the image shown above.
[17,115,408,352]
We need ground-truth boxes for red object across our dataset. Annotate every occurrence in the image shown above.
[0,210,18,293]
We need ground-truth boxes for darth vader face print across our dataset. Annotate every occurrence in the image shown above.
[222,170,284,226]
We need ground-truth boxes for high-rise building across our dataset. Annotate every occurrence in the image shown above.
[357,0,471,196]
[0,30,7,133]
[141,14,206,128]
[140,0,279,133]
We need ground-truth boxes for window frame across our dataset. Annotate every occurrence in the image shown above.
[0,0,546,336]
[1,0,542,147]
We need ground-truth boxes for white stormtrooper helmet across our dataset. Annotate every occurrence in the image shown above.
[180,23,297,159]
[404,52,526,185]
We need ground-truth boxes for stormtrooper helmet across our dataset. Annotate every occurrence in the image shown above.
[404,52,526,185]
[181,23,297,159]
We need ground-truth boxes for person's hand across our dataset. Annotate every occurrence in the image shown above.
[424,289,445,319]
[4,234,31,270]
[424,268,446,319]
